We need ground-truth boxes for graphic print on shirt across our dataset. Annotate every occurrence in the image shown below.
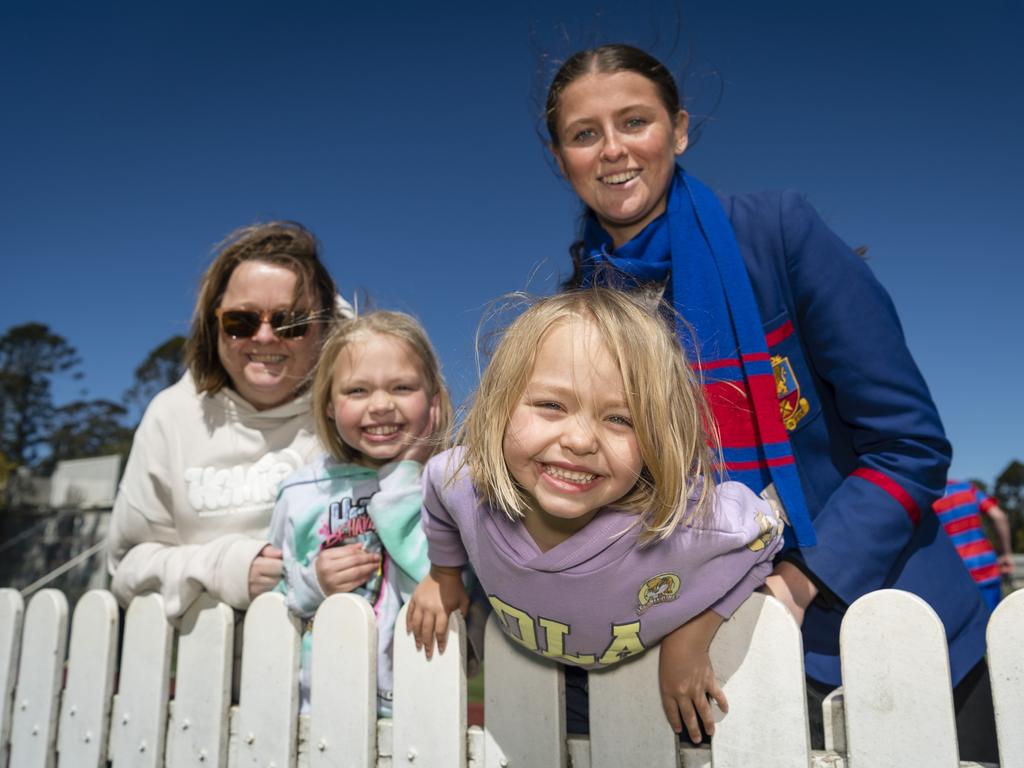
[636,572,681,615]
[748,508,784,552]
[320,483,384,603]
[771,354,810,431]
[185,448,304,516]
[488,594,646,667]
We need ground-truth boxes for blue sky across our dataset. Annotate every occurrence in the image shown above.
[1,1,1021,485]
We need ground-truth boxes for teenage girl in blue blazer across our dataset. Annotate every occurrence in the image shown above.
[545,43,994,762]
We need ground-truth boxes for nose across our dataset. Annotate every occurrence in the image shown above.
[368,390,395,414]
[600,130,626,162]
[560,415,599,455]
[251,320,278,343]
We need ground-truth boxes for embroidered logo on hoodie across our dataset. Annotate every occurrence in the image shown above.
[636,572,681,615]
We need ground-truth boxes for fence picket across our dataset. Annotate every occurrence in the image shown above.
[167,594,234,768]
[109,594,172,768]
[393,605,466,768]
[234,592,301,768]
[709,593,809,767]
[308,593,377,768]
[822,686,846,753]
[988,589,1024,765]
[0,588,25,768]
[483,613,567,768]
[841,589,958,767]
[590,649,678,768]
[57,590,119,767]
[8,589,68,768]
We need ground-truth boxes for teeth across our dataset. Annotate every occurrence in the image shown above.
[545,465,596,484]
[365,425,400,436]
[249,354,284,363]
[602,170,640,185]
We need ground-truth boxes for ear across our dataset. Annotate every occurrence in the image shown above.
[428,392,441,430]
[326,402,334,420]
[673,110,690,156]
[549,143,567,178]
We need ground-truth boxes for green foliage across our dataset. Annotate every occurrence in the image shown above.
[40,399,133,474]
[995,460,1024,553]
[967,477,989,495]
[0,326,191,493]
[0,322,82,466]
[124,335,186,414]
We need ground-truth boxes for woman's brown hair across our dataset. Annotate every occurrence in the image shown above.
[185,221,340,395]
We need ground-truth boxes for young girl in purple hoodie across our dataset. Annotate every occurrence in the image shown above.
[407,287,782,742]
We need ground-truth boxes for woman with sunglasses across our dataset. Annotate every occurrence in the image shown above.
[106,221,353,618]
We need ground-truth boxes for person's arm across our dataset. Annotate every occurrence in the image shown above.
[659,609,728,744]
[762,561,818,625]
[269,484,324,617]
[368,460,431,582]
[767,191,951,605]
[404,452,473,657]
[107,501,270,617]
[405,564,470,658]
[980,496,1015,575]
[106,414,270,618]
[656,483,783,739]
[270,473,386,615]
[703,482,785,619]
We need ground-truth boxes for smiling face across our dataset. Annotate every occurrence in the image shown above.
[216,260,323,410]
[501,314,644,550]
[552,70,689,248]
[327,332,432,468]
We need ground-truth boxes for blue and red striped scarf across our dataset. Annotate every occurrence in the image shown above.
[580,168,816,546]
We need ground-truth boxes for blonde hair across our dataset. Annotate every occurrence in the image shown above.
[460,287,717,544]
[312,311,453,464]
[185,221,341,395]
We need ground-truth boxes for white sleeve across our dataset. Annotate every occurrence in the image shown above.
[105,400,266,618]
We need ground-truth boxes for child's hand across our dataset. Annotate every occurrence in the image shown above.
[315,543,382,596]
[405,565,469,659]
[658,610,728,744]
[400,394,440,465]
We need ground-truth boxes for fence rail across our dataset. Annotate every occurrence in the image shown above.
[1,587,1021,767]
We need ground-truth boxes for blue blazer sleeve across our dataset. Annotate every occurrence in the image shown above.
[731,190,951,605]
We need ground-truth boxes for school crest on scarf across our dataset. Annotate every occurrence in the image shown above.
[580,167,817,547]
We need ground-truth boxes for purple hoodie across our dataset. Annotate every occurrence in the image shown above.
[423,448,783,669]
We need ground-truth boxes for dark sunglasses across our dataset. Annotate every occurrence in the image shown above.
[214,308,312,339]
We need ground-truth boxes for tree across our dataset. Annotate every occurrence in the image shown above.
[124,335,186,414]
[41,399,133,474]
[0,323,81,467]
[994,460,1024,552]
[967,478,990,495]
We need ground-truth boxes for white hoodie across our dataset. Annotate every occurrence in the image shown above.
[106,372,321,617]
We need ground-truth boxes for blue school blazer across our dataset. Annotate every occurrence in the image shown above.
[721,190,988,687]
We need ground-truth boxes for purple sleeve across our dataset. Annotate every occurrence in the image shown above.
[704,482,784,619]
[710,559,775,619]
[421,453,470,568]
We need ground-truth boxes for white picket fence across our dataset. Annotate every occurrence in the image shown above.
[1,587,1022,768]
